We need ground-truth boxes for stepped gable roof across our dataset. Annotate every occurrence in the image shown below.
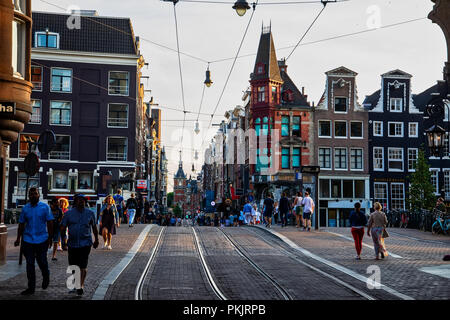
[32,11,137,55]
[363,89,381,110]
[251,30,282,83]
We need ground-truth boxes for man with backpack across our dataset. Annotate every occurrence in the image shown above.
[279,192,291,228]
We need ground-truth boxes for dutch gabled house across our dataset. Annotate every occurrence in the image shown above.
[7,11,146,208]
[248,27,313,203]
[314,66,370,227]
[364,70,423,211]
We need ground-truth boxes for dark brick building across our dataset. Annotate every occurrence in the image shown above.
[7,11,146,207]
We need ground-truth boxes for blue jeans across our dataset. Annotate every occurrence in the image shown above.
[128,209,136,225]
[22,240,49,290]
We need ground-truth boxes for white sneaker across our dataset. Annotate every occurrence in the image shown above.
[107,245,112,250]
[103,243,108,249]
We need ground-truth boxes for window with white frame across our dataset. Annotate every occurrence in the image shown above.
[53,171,69,190]
[318,120,331,138]
[334,97,347,113]
[18,172,39,191]
[35,31,59,49]
[334,148,347,170]
[390,98,403,112]
[18,133,40,158]
[350,148,363,170]
[373,121,383,137]
[51,68,72,92]
[408,122,418,137]
[30,100,41,124]
[408,148,418,171]
[388,122,403,137]
[108,104,128,127]
[334,121,347,138]
[430,170,439,194]
[77,172,93,190]
[108,71,129,96]
[107,137,128,161]
[12,19,26,78]
[319,147,331,169]
[49,135,70,160]
[373,147,384,171]
[391,183,405,209]
[374,183,388,210]
[350,122,363,138]
[50,101,71,125]
[445,171,450,199]
[388,148,403,171]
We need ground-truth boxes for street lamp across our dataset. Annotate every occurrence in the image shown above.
[425,93,450,199]
[426,124,446,157]
[204,67,213,87]
[232,0,250,17]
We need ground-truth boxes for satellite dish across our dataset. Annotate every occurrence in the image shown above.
[37,130,56,154]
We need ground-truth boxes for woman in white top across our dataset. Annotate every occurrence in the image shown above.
[253,204,261,225]
[293,191,304,228]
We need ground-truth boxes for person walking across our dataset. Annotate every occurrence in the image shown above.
[349,202,367,260]
[99,195,118,250]
[255,205,261,225]
[263,193,275,228]
[143,199,150,224]
[279,192,291,227]
[136,195,144,224]
[293,192,304,228]
[58,197,69,251]
[367,202,388,260]
[113,189,125,226]
[301,191,315,231]
[125,193,138,227]
[243,200,253,225]
[50,198,63,261]
[60,194,99,295]
[14,188,54,296]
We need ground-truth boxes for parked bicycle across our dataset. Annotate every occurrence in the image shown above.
[431,210,450,235]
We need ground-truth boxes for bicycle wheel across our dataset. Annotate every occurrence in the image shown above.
[432,222,442,235]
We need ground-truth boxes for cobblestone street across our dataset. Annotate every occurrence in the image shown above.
[1,223,449,300]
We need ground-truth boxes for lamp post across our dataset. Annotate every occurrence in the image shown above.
[232,0,251,16]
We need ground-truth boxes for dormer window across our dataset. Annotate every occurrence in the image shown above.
[35,31,59,49]
[256,63,265,75]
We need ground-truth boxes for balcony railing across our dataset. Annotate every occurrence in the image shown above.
[107,152,127,161]
[29,113,41,124]
[32,81,42,91]
[108,117,128,127]
[49,151,70,160]
[108,85,129,96]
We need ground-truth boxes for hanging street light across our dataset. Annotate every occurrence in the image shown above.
[204,67,213,87]
[232,0,251,17]
[194,121,200,134]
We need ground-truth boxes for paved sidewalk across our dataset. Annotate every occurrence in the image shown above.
[258,225,450,300]
[0,223,150,300]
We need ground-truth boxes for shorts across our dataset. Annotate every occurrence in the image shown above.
[295,207,302,215]
[68,246,91,269]
[303,212,312,220]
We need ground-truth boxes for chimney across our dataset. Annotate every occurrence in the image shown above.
[302,87,305,95]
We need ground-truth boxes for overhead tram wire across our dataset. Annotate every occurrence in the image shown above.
[178,0,348,5]
[285,0,328,61]
[201,0,259,148]
[37,0,209,64]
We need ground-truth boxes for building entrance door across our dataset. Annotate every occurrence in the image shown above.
[328,209,337,227]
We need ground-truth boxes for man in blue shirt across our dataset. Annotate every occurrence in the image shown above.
[14,187,54,296]
[113,189,124,226]
[61,194,99,296]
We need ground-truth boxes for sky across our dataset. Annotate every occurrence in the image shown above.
[32,0,447,192]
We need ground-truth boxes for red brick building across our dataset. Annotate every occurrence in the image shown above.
[248,27,313,201]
